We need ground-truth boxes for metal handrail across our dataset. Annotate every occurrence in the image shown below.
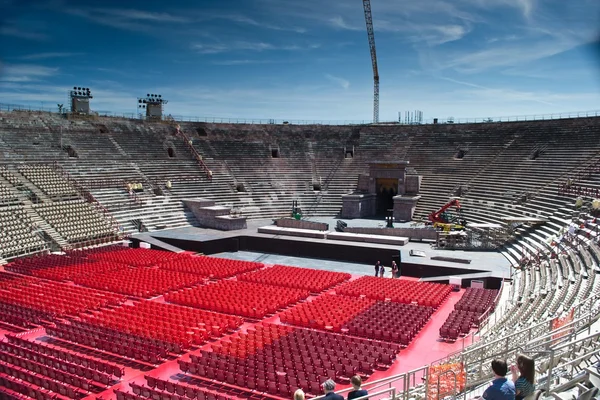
[176,129,212,180]
[311,367,427,400]
[461,293,598,358]
[313,385,398,400]
[2,102,600,126]
[477,281,505,331]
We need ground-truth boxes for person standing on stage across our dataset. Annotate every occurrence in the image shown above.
[375,261,381,277]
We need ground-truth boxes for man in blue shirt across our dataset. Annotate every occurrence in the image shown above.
[483,360,516,400]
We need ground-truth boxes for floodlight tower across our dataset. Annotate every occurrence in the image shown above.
[137,94,168,120]
[363,0,380,123]
[69,87,93,115]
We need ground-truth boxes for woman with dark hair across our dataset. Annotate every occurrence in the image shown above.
[511,355,535,400]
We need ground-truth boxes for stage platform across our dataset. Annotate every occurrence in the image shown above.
[136,217,511,283]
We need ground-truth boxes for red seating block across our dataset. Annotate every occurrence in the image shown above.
[165,280,310,319]
[343,301,434,346]
[238,264,351,293]
[0,276,126,325]
[87,247,190,266]
[158,256,263,278]
[279,294,375,331]
[34,260,127,281]
[73,267,206,298]
[335,276,452,307]
[189,323,399,398]
[69,301,243,355]
[439,288,499,340]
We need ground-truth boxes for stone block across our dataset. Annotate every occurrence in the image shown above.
[214,215,247,230]
[357,174,370,192]
[393,195,421,222]
[343,227,437,241]
[275,218,329,231]
[341,193,377,219]
[405,175,422,195]
[258,226,328,239]
[326,231,409,246]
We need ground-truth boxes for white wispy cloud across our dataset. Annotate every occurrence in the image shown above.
[0,26,48,41]
[329,16,363,31]
[64,7,190,32]
[325,74,350,90]
[219,14,307,33]
[191,41,320,54]
[18,52,83,60]
[0,64,59,83]
[466,0,537,20]
[210,59,293,66]
[438,33,593,73]
[438,76,555,106]
[97,8,190,23]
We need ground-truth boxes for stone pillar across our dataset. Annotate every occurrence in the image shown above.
[405,175,422,195]
[341,193,377,219]
[393,195,421,222]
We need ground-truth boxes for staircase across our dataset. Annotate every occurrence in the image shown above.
[0,135,20,159]
[108,136,130,157]
[9,167,52,203]
[24,204,69,250]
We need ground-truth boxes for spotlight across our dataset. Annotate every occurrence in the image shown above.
[158,94,161,98]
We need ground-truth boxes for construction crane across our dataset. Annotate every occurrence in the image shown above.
[362,0,379,123]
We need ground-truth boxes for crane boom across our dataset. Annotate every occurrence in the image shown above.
[362,0,379,123]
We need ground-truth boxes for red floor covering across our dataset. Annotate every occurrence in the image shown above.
[0,270,476,400]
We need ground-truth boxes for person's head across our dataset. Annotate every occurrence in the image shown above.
[322,379,336,394]
[516,355,535,384]
[293,388,305,400]
[491,359,508,377]
[350,375,362,390]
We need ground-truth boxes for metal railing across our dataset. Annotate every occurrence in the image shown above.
[311,367,427,400]
[476,281,505,332]
[1,103,600,126]
[176,129,212,180]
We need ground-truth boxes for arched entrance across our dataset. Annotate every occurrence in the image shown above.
[376,178,397,215]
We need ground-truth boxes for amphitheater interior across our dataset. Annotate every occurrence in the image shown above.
[0,109,598,400]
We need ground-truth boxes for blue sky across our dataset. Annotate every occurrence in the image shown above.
[1,0,599,122]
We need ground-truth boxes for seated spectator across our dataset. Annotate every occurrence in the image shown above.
[511,355,535,400]
[348,375,368,400]
[294,388,305,400]
[483,359,515,400]
[322,379,344,400]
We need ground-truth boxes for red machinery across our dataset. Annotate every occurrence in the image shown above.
[428,199,466,230]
